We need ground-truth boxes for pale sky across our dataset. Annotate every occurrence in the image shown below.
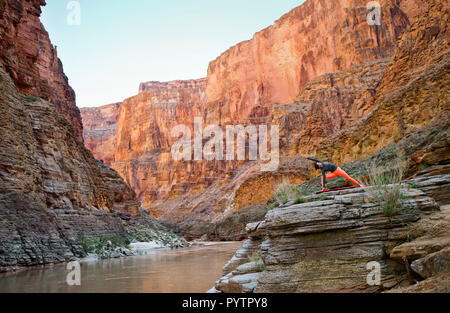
[41,0,304,108]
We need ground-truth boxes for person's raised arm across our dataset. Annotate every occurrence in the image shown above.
[306,157,322,163]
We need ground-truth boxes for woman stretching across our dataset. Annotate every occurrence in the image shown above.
[303,157,361,191]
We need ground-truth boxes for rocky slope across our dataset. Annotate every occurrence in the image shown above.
[0,0,83,140]
[0,0,183,272]
[211,175,449,293]
[229,58,390,212]
[81,0,430,239]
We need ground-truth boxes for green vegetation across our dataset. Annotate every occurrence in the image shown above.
[80,235,131,255]
[418,163,430,172]
[315,195,328,202]
[249,252,265,271]
[274,183,309,206]
[268,202,278,211]
[294,192,308,204]
[361,151,409,217]
[24,95,38,102]
[407,182,416,189]
[274,183,290,205]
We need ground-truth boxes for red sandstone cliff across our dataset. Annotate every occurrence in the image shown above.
[112,79,210,216]
[81,0,434,238]
[316,0,449,165]
[205,0,418,125]
[139,78,207,93]
[81,102,121,166]
[0,0,83,140]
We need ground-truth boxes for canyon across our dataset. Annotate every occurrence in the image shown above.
[80,0,447,240]
[0,0,83,140]
[0,0,448,293]
[210,0,449,292]
[0,0,183,272]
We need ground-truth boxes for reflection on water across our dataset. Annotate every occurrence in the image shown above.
[0,242,242,293]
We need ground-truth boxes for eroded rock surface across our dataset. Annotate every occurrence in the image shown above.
[0,0,83,139]
[0,58,180,271]
[213,176,449,293]
[317,0,449,166]
[81,102,121,166]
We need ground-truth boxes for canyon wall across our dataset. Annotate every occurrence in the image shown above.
[316,0,449,165]
[81,102,121,166]
[0,0,83,140]
[205,0,416,125]
[233,0,448,221]
[139,78,207,93]
[81,0,434,238]
[0,62,182,271]
[0,0,182,271]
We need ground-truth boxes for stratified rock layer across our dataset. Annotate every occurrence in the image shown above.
[206,0,416,124]
[0,51,180,270]
[81,102,121,166]
[86,0,425,237]
[316,0,449,166]
[213,175,449,293]
[0,0,83,140]
[0,65,139,215]
[139,78,207,93]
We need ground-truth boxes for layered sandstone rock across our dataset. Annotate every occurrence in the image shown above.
[139,78,207,93]
[81,0,440,240]
[113,79,269,237]
[0,0,183,271]
[0,65,139,215]
[0,63,181,271]
[81,102,121,166]
[206,0,417,125]
[228,0,449,218]
[0,0,83,140]
[227,58,390,210]
[97,0,425,237]
[113,79,207,211]
[213,176,449,293]
[316,0,449,166]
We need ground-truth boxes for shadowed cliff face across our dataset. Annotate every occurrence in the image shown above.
[0,0,83,140]
[80,0,433,238]
[0,62,185,271]
[0,0,184,272]
[0,64,141,217]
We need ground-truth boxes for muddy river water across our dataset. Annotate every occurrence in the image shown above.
[0,242,242,293]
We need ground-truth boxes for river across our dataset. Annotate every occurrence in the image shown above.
[0,242,242,293]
